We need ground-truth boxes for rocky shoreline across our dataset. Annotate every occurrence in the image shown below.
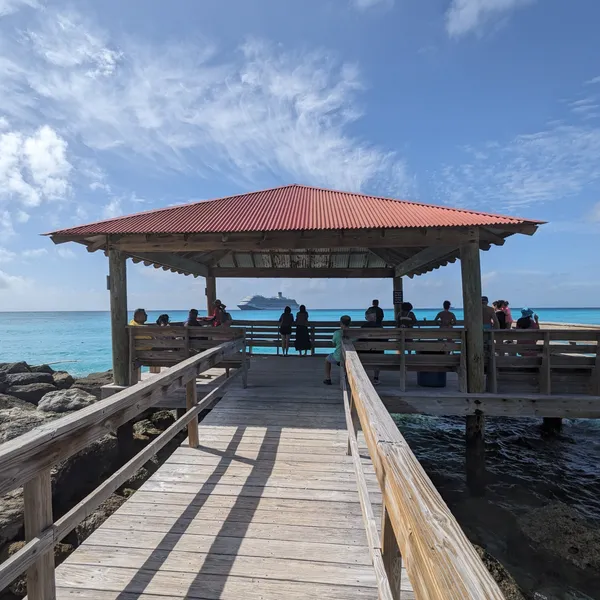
[0,361,185,599]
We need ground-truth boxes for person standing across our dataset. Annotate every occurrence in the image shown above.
[361,311,382,385]
[294,305,312,356]
[503,301,514,329]
[324,315,351,385]
[278,306,294,356]
[482,297,500,330]
[366,299,384,325]
[434,301,457,328]
[493,301,507,329]
[397,302,417,328]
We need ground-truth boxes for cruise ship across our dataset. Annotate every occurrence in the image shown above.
[237,292,300,311]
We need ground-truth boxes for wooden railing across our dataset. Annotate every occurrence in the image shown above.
[486,329,600,395]
[0,339,244,600]
[341,339,504,599]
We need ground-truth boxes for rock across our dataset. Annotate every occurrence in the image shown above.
[133,419,162,440]
[6,383,57,405]
[149,410,176,430]
[0,393,55,443]
[518,502,600,571]
[0,489,24,548]
[38,388,97,413]
[5,371,54,386]
[474,545,526,600]
[52,370,75,390]
[72,370,113,399]
[30,364,55,374]
[52,434,119,513]
[0,361,30,374]
[75,494,126,544]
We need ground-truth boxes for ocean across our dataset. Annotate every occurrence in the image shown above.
[1,307,599,377]
[2,307,600,598]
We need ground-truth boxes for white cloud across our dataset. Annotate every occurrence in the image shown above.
[446,0,536,38]
[590,202,600,223]
[585,76,600,86]
[436,123,600,209]
[56,246,76,259]
[15,209,29,222]
[22,247,47,258]
[0,246,15,262]
[351,0,394,11]
[0,0,37,18]
[0,125,71,207]
[102,197,122,218]
[0,269,31,291]
[0,209,14,238]
[0,10,413,197]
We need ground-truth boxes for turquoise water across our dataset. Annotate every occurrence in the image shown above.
[0,308,599,376]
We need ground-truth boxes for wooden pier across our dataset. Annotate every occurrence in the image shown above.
[53,357,414,599]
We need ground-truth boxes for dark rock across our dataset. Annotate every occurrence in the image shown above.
[0,489,24,548]
[0,393,55,443]
[75,494,126,544]
[474,545,526,600]
[6,383,57,405]
[38,388,97,413]
[5,372,54,387]
[518,502,600,571]
[72,370,113,399]
[52,371,74,390]
[52,435,119,513]
[133,419,162,440]
[30,364,55,374]
[0,362,30,374]
[149,410,176,430]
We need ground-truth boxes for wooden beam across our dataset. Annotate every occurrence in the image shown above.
[110,229,480,252]
[211,267,395,278]
[379,392,600,418]
[394,246,456,277]
[128,252,209,277]
[460,233,486,495]
[206,276,216,315]
[393,276,403,321]
[108,248,128,387]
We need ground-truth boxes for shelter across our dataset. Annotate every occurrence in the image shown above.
[47,183,542,388]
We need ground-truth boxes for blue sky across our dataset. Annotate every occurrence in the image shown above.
[0,0,599,312]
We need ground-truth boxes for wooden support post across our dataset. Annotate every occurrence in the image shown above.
[393,276,403,322]
[487,331,498,393]
[241,334,248,389]
[460,233,486,496]
[541,331,561,434]
[186,378,199,448]
[24,470,55,600]
[108,248,128,386]
[205,275,216,316]
[311,325,316,356]
[399,329,406,393]
[459,330,468,393]
[381,504,402,599]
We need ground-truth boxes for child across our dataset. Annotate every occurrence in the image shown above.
[434,301,457,328]
[323,315,351,385]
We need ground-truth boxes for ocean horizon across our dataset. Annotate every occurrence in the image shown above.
[1,307,599,376]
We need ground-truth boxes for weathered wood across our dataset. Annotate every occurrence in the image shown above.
[394,245,456,278]
[393,276,403,322]
[212,267,395,278]
[0,340,242,496]
[108,247,128,386]
[399,330,406,393]
[343,340,503,599]
[24,469,55,600]
[206,275,216,315]
[127,251,208,277]
[487,331,497,393]
[186,378,200,448]
[460,234,486,496]
[381,506,402,600]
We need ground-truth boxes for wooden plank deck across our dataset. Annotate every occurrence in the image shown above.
[55,356,415,599]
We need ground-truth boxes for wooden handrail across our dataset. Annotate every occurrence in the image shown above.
[342,339,504,599]
[0,339,244,600]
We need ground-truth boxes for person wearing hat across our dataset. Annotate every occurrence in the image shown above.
[516,308,540,356]
[481,296,500,330]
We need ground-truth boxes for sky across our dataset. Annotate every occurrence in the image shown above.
[0,0,599,312]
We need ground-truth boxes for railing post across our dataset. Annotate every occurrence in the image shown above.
[399,329,406,393]
[487,331,498,393]
[459,330,468,393]
[541,331,561,433]
[242,334,248,389]
[186,377,199,448]
[24,469,55,600]
[595,332,600,396]
[311,325,316,356]
[381,503,402,600]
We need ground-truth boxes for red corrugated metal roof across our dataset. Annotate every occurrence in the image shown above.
[48,184,542,236]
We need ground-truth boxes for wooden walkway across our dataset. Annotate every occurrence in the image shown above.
[54,357,415,599]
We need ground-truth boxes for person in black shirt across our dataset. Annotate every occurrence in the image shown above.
[365,299,384,325]
[493,300,507,329]
[278,306,294,356]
